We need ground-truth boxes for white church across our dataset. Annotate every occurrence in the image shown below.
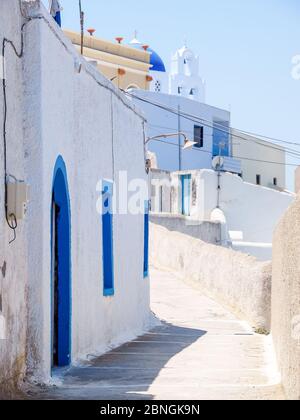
[128,36,286,192]
[128,36,240,173]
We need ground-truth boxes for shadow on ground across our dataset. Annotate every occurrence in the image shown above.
[29,322,206,400]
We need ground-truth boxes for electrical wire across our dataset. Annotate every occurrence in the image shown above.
[127,91,300,149]
[234,129,300,148]
[130,91,300,157]
[149,135,299,167]
[147,122,300,163]
[2,20,28,243]
[1,1,35,243]
[125,90,300,160]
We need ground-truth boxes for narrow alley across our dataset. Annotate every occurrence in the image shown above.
[33,268,285,400]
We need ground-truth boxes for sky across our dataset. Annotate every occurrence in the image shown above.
[43,0,300,190]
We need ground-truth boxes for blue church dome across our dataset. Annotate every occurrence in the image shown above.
[148,48,166,73]
[129,35,166,73]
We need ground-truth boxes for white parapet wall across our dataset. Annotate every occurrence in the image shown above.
[150,213,221,245]
[150,168,294,261]
[150,223,272,331]
[272,195,300,400]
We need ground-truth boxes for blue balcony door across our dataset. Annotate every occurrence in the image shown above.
[181,175,191,216]
[212,120,230,157]
[51,157,71,369]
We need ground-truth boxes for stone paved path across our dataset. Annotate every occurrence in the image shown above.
[34,267,285,400]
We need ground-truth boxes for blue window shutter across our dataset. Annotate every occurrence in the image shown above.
[143,200,149,278]
[102,180,114,296]
[212,121,230,157]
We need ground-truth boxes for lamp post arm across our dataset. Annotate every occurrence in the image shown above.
[145,132,188,145]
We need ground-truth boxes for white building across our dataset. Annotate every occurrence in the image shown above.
[130,89,237,173]
[128,38,287,189]
[130,36,205,102]
[127,39,240,174]
[150,169,294,261]
[232,130,286,190]
[0,0,151,395]
[169,44,205,102]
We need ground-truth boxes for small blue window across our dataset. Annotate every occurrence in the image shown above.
[102,181,114,296]
[143,200,149,278]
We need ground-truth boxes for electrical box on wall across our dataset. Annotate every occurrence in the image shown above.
[6,181,30,220]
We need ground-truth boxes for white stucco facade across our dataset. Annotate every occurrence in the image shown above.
[0,0,28,396]
[0,0,151,394]
[147,42,205,102]
[128,41,287,190]
[169,45,205,103]
[130,90,232,172]
[150,169,294,261]
[272,194,300,400]
[150,223,272,331]
[232,130,286,190]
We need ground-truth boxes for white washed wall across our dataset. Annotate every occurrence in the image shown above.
[130,90,230,172]
[192,170,294,260]
[1,0,151,389]
[150,167,294,261]
[0,0,28,396]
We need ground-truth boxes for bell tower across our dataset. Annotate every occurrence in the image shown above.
[169,44,205,102]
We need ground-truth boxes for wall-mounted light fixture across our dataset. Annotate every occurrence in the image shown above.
[144,132,196,173]
[145,132,196,150]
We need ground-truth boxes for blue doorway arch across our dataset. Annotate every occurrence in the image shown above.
[51,156,71,368]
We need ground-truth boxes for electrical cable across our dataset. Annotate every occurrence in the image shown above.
[2,19,28,243]
[125,90,300,159]
[131,91,300,157]
[126,90,300,149]
[150,137,298,167]
[147,122,300,162]
[1,0,35,243]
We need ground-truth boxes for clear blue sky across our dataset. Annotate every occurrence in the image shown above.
[43,0,300,190]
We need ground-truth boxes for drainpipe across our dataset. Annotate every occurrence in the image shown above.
[178,105,181,171]
[217,142,225,208]
[217,169,221,208]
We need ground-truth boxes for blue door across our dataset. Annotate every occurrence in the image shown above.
[51,157,71,368]
[181,175,191,216]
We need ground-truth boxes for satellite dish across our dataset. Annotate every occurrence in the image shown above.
[212,156,224,170]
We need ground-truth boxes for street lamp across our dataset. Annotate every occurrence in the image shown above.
[145,132,197,150]
[144,132,196,173]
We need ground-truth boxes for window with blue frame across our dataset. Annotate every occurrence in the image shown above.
[194,125,204,148]
[102,180,114,296]
[212,120,230,157]
[143,200,149,278]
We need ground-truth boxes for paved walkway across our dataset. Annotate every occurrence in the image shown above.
[35,267,285,400]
